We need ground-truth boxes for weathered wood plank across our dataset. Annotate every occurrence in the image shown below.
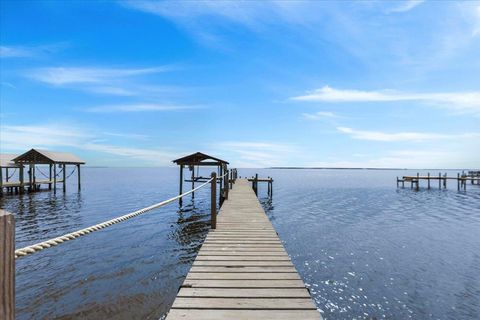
[189,266,297,273]
[166,309,322,320]
[172,297,317,309]
[177,288,311,298]
[186,273,301,280]
[182,279,307,288]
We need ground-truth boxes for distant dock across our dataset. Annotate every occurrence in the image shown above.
[397,171,480,191]
[0,149,84,196]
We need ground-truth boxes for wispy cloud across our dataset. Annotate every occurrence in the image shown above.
[0,123,176,166]
[337,127,480,142]
[388,0,424,13]
[302,111,339,120]
[292,86,480,115]
[213,141,297,167]
[0,43,68,58]
[85,104,196,113]
[474,5,480,37]
[28,66,169,85]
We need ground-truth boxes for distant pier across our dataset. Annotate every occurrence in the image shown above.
[397,171,480,191]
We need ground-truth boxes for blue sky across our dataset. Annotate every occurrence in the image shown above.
[1,0,479,168]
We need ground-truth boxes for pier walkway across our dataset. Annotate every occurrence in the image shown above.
[166,179,321,320]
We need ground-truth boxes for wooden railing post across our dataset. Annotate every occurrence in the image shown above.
[1,210,15,320]
[224,170,229,200]
[211,172,217,229]
[254,173,258,196]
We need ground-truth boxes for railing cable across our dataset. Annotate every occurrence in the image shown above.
[14,177,214,259]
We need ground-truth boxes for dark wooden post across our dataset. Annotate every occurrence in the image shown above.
[211,172,217,229]
[0,168,3,195]
[191,166,195,199]
[179,165,183,205]
[255,173,258,195]
[28,164,32,191]
[62,164,66,192]
[0,210,15,320]
[270,178,273,197]
[416,173,419,191]
[19,166,24,193]
[224,169,229,200]
[427,172,430,189]
[444,173,447,188]
[49,164,52,190]
[32,165,36,191]
[438,172,441,189]
[457,173,460,191]
[77,164,81,191]
[219,166,223,206]
[5,168,8,183]
[53,164,57,194]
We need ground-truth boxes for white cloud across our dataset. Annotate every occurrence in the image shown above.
[302,111,338,120]
[337,126,480,142]
[474,5,480,36]
[0,123,176,166]
[212,141,297,167]
[28,66,168,85]
[388,0,424,13]
[292,86,480,115]
[85,104,196,113]
[307,149,478,169]
[0,43,68,58]
[0,46,33,58]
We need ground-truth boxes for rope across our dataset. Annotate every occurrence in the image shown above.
[35,166,50,179]
[66,166,76,179]
[7,168,17,180]
[15,177,214,259]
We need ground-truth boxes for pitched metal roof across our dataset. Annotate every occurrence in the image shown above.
[13,149,85,164]
[0,154,22,168]
[173,152,229,165]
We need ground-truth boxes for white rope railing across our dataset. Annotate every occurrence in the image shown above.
[15,177,214,259]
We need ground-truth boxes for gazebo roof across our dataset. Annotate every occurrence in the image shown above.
[0,154,22,168]
[13,149,85,165]
[173,152,229,166]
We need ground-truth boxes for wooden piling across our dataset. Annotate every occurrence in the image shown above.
[211,172,217,229]
[457,173,460,191]
[191,166,195,199]
[427,172,430,189]
[53,164,57,194]
[224,169,229,200]
[416,173,419,191]
[438,172,441,189]
[77,164,81,191]
[49,164,52,190]
[0,210,15,320]
[62,164,66,192]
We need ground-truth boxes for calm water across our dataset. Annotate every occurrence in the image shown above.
[1,168,479,320]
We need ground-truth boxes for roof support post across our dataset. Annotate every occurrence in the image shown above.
[53,164,57,194]
[179,165,183,206]
[49,164,52,190]
[63,164,66,192]
[191,166,195,199]
[77,164,81,191]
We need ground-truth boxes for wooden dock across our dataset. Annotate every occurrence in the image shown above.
[166,179,321,320]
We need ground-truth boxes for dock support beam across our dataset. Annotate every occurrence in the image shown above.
[191,166,195,199]
[49,164,52,190]
[53,164,57,194]
[210,172,217,229]
[0,210,15,320]
[77,164,81,191]
[179,165,183,205]
[62,165,66,192]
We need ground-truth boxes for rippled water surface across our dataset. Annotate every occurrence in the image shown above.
[2,168,479,319]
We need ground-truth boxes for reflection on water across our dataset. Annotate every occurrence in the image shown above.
[1,168,479,319]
